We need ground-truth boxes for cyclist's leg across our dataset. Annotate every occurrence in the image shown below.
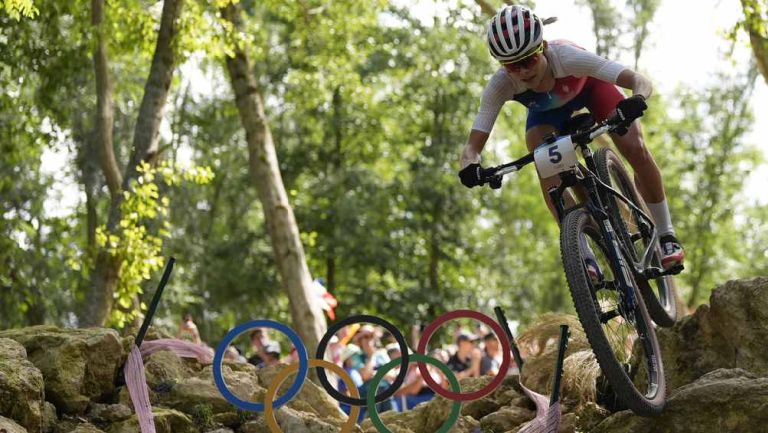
[585,78,684,267]
[525,96,591,222]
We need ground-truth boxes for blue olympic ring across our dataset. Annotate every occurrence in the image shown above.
[213,319,309,411]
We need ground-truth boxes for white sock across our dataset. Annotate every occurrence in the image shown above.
[646,199,675,237]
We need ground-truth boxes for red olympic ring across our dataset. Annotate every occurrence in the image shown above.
[416,309,511,401]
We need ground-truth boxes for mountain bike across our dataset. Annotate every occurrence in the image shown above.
[477,112,682,416]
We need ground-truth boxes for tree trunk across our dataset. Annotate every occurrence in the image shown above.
[222,3,326,354]
[740,0,768,83]
[474,0,497,16]
[83,0,185,326]
[82,0,120,326]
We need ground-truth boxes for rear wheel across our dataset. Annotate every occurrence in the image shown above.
[561,208,666,416]
[594,148,677,327]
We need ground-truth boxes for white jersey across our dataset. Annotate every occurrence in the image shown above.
[472,40,626,133]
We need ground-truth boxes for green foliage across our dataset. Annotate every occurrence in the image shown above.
[1,0,38,20]
[644,67,761,306]
[1,0,766,334]
[97,161,213,327]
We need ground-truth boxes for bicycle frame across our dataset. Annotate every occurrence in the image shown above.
[482,118,673,318]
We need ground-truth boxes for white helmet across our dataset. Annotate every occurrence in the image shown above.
[487,5,544,63]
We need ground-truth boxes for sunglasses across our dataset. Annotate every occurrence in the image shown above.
[501,44,544,72]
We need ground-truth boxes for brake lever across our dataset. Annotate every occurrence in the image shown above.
[480,166,503,189]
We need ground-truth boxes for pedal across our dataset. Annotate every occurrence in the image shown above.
[662,263,684,276]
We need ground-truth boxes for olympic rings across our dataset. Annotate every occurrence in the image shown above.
[315,315,409,406]
[213,320,309,411]
[264,359,361,433]
[212,309,516,432]
[416,309,511,401]
[367,353,461,433]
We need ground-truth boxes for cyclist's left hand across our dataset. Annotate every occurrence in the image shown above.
[459,164,484,188]
[615,94,647,123]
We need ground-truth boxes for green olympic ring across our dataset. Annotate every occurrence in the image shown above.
[366,353,461,433]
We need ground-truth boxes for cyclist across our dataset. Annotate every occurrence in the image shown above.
[458,5,684,271]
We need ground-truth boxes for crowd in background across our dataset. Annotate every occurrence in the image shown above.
[175,313,518,418]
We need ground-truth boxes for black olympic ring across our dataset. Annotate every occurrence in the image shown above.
[315,314,410,406]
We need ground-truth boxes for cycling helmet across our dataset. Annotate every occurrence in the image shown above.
[487,5,544,63]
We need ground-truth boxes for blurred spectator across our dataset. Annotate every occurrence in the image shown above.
[447,332,481,379]
[480,332,502,375]
[353,325,390,382]
[247,328,270,366]
[224,345,247,363]
[176,313,202,345]
[256,341,282,368]
[381,330,397,347]
[338,344,365,395]
[352,324,395,416]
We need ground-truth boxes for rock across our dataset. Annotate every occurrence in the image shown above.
[87,403,131,423]
[52,420,105,433]
[211,412,243,428]
[658,277,768,391]
[270,406,346,433]
[255,363,347,422]
[359,389,480,433]
[478,405,535,432]
[572,402,610,431]
[105,408,197,433]
[69,424,105,433]
[42,402,58,433]
[593,368,768,433]
[237,419,269,433]
[0,327,124,415]
[154,362,261,416]
[143,350,190,390]
[0,338,45,431]
[0,415,29,433]
[457,375,511,420]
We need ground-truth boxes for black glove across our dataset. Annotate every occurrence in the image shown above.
[459,163,484,188]
[615,95,647,124]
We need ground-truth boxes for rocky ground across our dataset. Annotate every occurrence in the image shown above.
[1,276,767,433]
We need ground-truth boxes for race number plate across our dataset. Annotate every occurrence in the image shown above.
[533,136,578,178]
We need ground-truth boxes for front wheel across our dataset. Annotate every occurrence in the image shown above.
[561,208,666,416]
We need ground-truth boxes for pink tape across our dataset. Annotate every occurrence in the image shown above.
[125,345,157,433]
[516,382,561,433]
[124,339,216,433]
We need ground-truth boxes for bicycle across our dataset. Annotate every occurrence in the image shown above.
[476,111,683,416]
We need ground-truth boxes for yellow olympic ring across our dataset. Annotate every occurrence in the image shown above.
[264,359,361,433]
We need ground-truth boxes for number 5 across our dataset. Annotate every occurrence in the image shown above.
[549,146,562,163]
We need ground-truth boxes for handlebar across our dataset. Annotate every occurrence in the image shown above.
[479,112,630,188]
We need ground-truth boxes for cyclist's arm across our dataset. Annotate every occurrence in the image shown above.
[462,71,519,169]
[460,130,490,168]
[616,69,653,100]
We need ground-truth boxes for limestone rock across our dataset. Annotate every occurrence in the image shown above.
[42,402,57,433]
[255,363,347,422]
[0,338,45,432]
[87,403,132,423]
[105,408,197,433]
[478,405,535,432]
[0,327,124,415]
[658,277,768,391]
[0,415,29,433]
[593,368,768,433]
[52,420,104,433]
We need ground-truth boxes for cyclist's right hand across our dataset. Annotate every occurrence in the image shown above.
[459,163,484,188]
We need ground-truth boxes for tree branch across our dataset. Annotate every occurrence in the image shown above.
[91,0,122,198]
